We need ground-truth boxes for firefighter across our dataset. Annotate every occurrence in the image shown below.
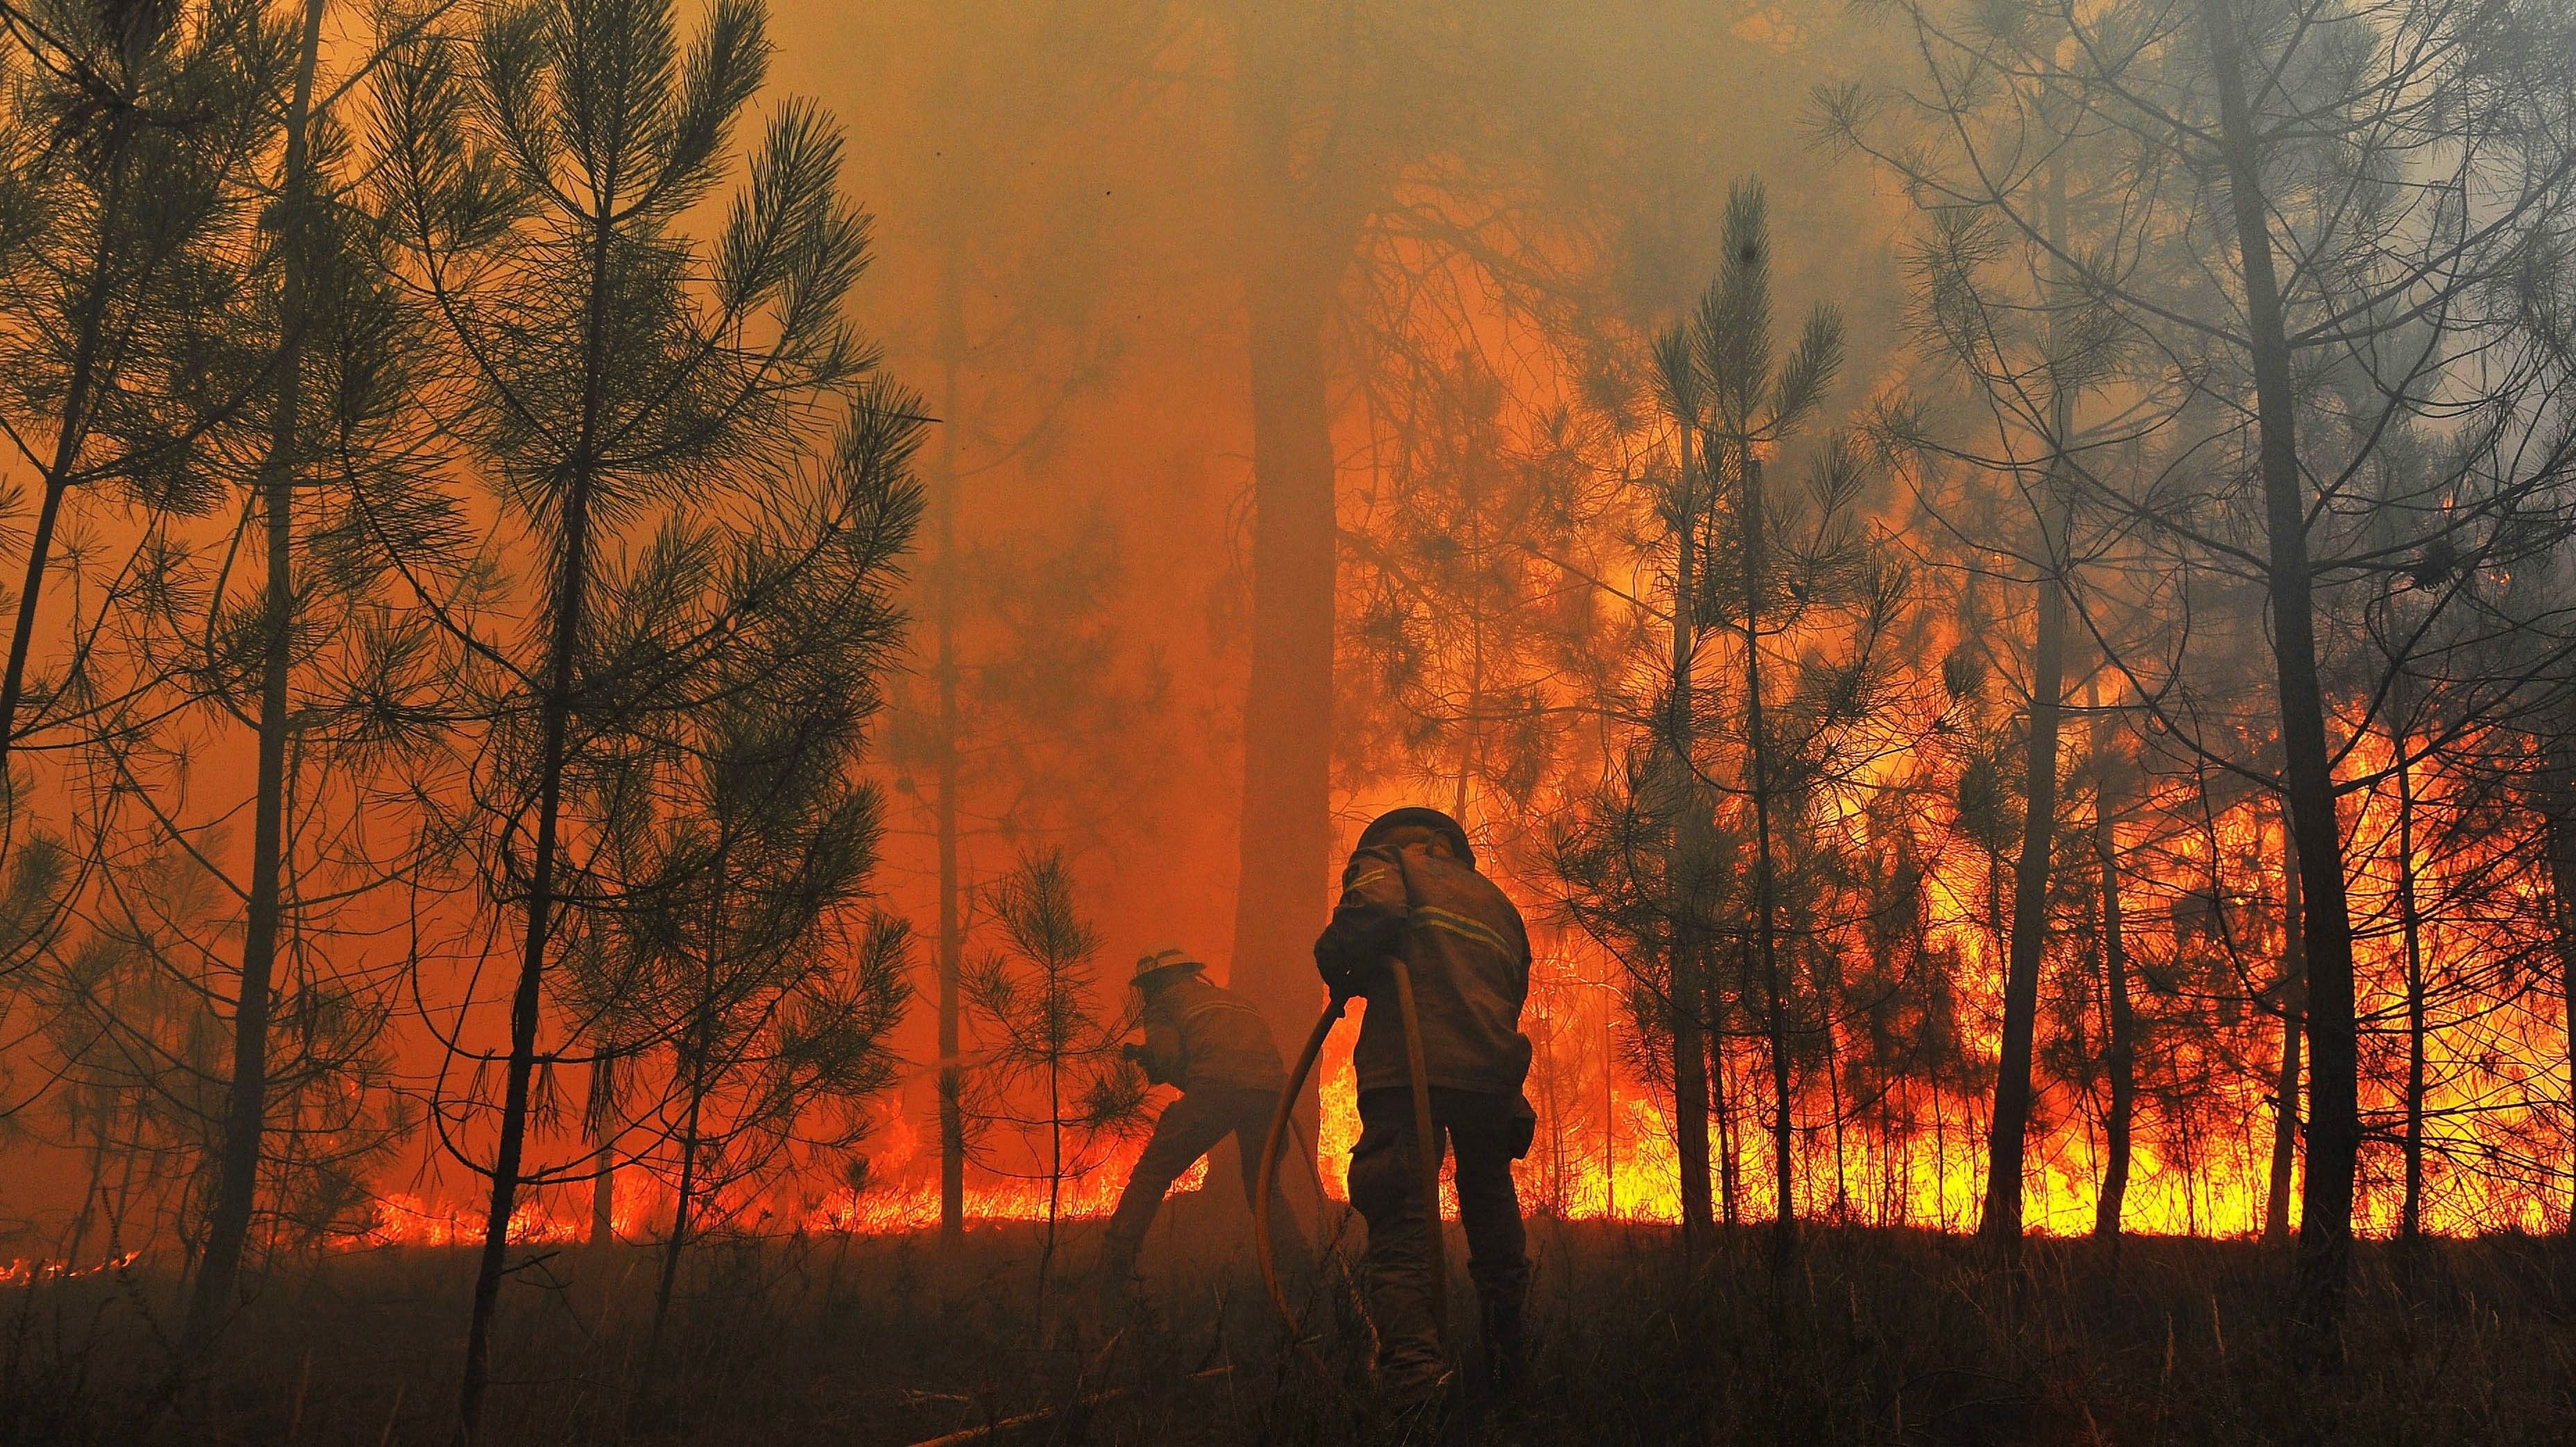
[1096,947,1311,1294]
[1314,805,1534,1406]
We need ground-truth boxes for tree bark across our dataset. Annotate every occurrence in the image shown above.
[1714,955,1741,1228]
[1738,440,1793,1267]
[2263,797,2306,1245]
[1667,420,1714,1248]
[1982,159,2079,1255]
[183,0,329,1353]
[2199,0,2362,1336]
[934,232,967,1245]
[2396,729,2427,1243]
[1982,522,2066,1251]
[586,1054,617,1249]
[458,163,621,1445]
[1227,24,1341,1064]
[2541,728,2576,1253]
[651,1077,706,1356]
[653,913,723,1362]
[2093,721,2135,1242]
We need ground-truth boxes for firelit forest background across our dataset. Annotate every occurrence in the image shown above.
[8,0,2576,1441]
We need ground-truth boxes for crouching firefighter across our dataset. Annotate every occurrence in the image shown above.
[1096,948,1312,1295]
[1314,806,1536,1405]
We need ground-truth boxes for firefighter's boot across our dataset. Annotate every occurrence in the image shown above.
[1482,1297,1527,1396]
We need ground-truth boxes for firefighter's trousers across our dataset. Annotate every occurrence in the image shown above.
[1348,1086,1528,1401]
[1100,1084,1310,1283]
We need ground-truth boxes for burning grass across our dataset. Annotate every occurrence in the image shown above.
[6,1216,2574,1445]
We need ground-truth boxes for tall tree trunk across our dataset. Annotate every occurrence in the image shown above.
[459,180,621,1446]
[1227,25,1341,1067]
[586,1054,617,1249]
[1602,998,1617,1222]
[183,0,329,1353]
[1040,1056,1063,1312]
[2541,728,2576,1254]
[934,234,967,1245]
[1714,959,1741,1228]
[2093,714,2135,1241]
[2199,0,2362,1337]
[1667,420,1714,1248]
[650,1080,707,1360]
[1740,440,1793,1267]
[2264,800,2306,1244]
[1820,944,1849,1220]
[2396,731,2427,1243]
[1983,162,2078,1254]
[655,862,737,1353]
[1982,526,2066,1251]
[1672,950,1712,1246]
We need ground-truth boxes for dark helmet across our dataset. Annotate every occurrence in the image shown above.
[1355,806,1475,868]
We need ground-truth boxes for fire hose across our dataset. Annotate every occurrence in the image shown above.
[1255,857,1448,1361]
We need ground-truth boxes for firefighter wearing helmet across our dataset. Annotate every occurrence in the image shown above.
[1094,946,1311,1296]
[1313,806,1536,1406]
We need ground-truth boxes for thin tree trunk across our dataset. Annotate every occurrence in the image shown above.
[657,850,739,1356]
[2541,729,2576,1253]
[1602,996,1616,1222]
[1714,959,1740,1228]
[1827,1039,1848,1221]
[1668,420,1714,1249]
[184,0,329,1353]
[1540,1001,1565,1213]
[0,168,128,815]
[2265,800,2306,1245]
[1041,1058,1063,1316]
[651,1074,707,1355]
[1982,160,2078,1253]
[1984,528,2067,1253]
[459,178,621,1443]
[2093,719,2135,1242]
[934,234,967,1245]
[1739,439,1793,1267]
[2199,0,2362,1337]
[587,1053,617,1250]
[2396,735,2427,1243]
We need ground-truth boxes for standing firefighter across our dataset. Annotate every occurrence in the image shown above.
[1097,948,1311,1293]
[1315,806,1534,1405]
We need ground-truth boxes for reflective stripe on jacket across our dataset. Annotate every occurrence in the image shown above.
[1139,975,1286,1093]
[1312,841,1532,1097]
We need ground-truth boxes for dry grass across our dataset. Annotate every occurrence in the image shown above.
[6,1213,2574,1444]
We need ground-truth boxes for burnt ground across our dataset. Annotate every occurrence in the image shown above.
[7,1188,2576,1445]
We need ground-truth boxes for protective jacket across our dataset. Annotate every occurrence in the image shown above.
[1135,975,1285,1093]
[1313,839,1532,1097]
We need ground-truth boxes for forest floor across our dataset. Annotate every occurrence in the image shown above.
[6,1207,2575,1445]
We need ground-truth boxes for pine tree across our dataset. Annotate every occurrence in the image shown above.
[0,0,280,823]
[960,850,1145,1310]
[362,0,920,1427]
[568,491,916,1353]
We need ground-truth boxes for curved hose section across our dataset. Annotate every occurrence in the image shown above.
[1256,998,1342,1339]
[1385,956,1448,1342]
[1256,963,1450,1356]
